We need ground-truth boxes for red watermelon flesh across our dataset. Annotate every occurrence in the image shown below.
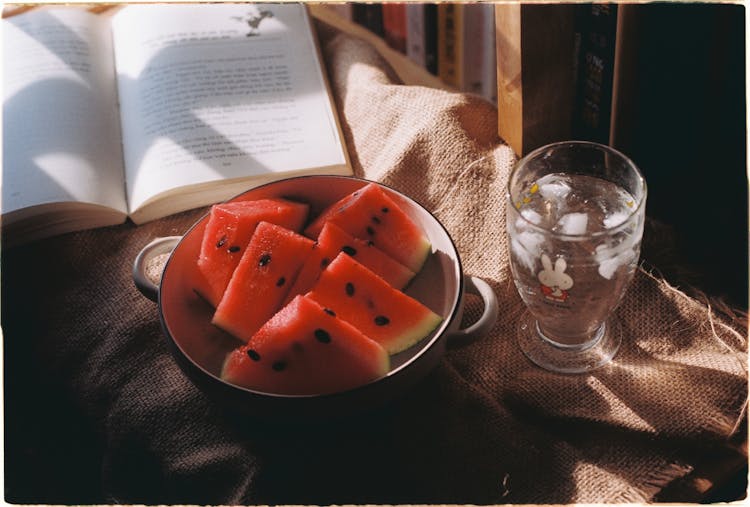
[195,198,309,307]
[307,253,443,354]
[212,221,315,342]
[221,295,389,395]
[284,221,415,304]
[303,183,431,273]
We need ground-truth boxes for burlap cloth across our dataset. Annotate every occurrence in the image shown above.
[3,20,747,505]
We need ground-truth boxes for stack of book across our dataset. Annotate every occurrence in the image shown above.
[327,3,497,105]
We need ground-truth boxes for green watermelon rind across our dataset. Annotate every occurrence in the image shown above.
[307,253,444,355]
[220,294,390,395]
[303,183,432,273]
[385,310,443,355]
[404,236,432,278]
[284,221,417,305]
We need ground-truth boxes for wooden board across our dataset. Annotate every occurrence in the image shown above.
[495,3,577,156]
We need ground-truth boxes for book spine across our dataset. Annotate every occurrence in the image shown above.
[481,3,498,104]
[405,3,438,74]
[406,3,427,67]
[423,4,439,75]
[573,4,618,144]
[352,4,366,27]
[461,3,485,95]
[353,4,384,38]
[382,3,407,53]
[437,3,463,88]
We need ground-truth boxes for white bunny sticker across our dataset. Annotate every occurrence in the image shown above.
[538,253,573,303]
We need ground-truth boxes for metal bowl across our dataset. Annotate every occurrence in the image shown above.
[134,175,497,419]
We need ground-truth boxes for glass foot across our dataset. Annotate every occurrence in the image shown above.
[516,312,622,374]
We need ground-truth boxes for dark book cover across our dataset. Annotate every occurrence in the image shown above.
[353,4,384,38]
[573,4,618,144]
[423,3,438,75]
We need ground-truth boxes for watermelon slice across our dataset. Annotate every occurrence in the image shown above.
[195,198,309,307]
[303,183,432,273]
[285,221,415,303]
[307,253,443,354]
[213,221,315,342]
[221,295,390,395]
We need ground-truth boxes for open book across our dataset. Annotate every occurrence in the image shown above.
[2,4,351,246]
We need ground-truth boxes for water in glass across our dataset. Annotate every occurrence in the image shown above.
[508,172,642,346]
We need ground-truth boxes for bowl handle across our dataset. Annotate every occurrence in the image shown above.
[132,236,182,302]
[448,275,499,346]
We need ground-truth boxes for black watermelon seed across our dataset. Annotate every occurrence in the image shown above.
[247,349,261,361]
[366,226,375,236]
[382,207,389,213]
[345,282,355,296]
[371,216,381,224]
[342,245,357,256]
[321,257,330,268]
[367,240,375,247]
[216,235,227,248]
[374,315,390,326]
[228,245,241,253]
[259,253,271,266]
[276,277,286,287]
[324,308,336,317]
[272,361,286,372]
[314,328,331,343]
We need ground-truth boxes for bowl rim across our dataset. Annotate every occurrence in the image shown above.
[157,174,465,400]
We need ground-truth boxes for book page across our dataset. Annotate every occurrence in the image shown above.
[111,4,349,215]
[2,7,127,218]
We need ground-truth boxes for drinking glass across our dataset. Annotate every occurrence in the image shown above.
[506,141,647,373]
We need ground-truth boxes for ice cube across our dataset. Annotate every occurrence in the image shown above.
[511,231,545,271]
[557,212,588,235]
[603,211,630,229]
[539,180,571,200]
[595,243,636,279]
[520,208,542,225]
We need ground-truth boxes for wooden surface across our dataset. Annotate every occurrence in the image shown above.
[494,3,577,156]
[494,2,523,155]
